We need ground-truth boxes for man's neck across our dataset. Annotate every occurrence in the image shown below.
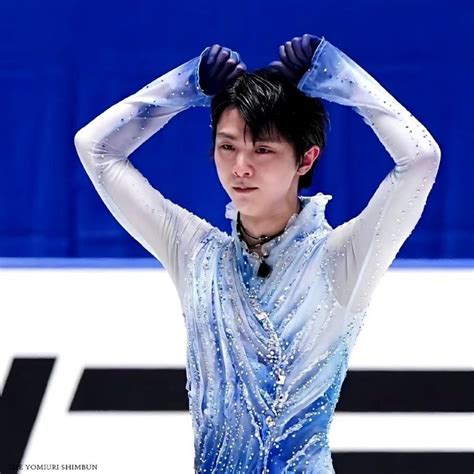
[238,197,301,243]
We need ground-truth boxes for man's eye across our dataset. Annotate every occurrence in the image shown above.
[220,144,234,151]
[256,148,272,154]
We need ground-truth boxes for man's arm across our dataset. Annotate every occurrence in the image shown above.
[297,37,441,313]
[74,47,245,299]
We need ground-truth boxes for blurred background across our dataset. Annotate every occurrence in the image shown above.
[1,0,473,473]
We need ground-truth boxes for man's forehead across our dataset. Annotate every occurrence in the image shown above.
[216,130,283,143]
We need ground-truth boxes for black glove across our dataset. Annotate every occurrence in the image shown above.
[268,34,321,85]
[199,44,247,96]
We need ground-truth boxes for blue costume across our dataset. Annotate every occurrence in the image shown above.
[75,38,441,473]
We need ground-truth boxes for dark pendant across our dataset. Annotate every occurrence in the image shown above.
[257,260,272,278]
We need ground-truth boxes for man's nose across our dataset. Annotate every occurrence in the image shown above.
[233,153,253,176]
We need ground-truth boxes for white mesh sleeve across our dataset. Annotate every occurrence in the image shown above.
[298,38,441,313]
[74,50,215,300]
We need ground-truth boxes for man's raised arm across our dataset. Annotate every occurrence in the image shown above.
[74,46,246,298]
[297,37,441,313]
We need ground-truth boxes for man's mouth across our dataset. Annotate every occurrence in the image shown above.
[233,187,257,193]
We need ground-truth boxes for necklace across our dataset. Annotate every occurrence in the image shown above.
[236,199,302,278]
[238,223,286,247]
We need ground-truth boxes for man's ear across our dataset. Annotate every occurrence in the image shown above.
[297,145,320,175]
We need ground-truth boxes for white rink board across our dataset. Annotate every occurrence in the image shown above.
[1,264,472,472]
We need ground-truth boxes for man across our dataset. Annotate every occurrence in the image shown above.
[209,61,326,266]
[74,34,440,473]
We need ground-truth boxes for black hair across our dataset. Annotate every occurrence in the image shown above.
[208,67,330,190]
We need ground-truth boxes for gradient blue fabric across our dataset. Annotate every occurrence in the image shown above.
[74,38,440,473]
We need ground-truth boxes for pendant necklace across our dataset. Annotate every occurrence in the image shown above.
[236,199,302,278]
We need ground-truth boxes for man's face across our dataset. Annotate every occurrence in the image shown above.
[213,106,303,217]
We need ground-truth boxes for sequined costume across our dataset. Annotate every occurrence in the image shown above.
[74,37,441,473]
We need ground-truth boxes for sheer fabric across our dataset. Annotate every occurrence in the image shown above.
[74,38,440,473]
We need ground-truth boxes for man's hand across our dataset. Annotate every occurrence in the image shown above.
[199,44,247,96]
[268,34,321,85]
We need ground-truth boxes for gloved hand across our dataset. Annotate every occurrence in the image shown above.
[199,44,247,96]
[268,34,321,85]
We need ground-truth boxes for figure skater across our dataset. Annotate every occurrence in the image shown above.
[74,34,441,473]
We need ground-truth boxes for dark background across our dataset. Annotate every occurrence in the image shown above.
[0,0,472,258]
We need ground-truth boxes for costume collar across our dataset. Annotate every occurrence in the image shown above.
[225,192,333,257]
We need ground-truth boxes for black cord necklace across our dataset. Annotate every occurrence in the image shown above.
[236,199,302,278]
